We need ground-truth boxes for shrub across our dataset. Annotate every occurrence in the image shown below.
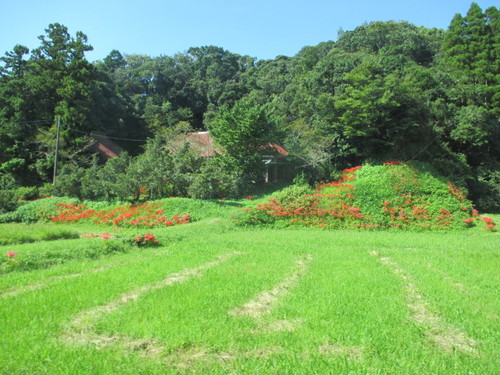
[189,156,246,199]
[0,186,39,214]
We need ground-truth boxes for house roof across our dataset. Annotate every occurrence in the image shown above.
[183,131,221,157]
[170,131,287,157]
[91,133,122,159]
[262,142,288,157]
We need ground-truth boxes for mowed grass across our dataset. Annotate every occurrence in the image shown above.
[0,221,499,374]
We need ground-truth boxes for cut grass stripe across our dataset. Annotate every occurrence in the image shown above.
[370,251,477,354]
[229,254,312,319]
[0,250,171,299]
[60,252,241,358]
[229,254,312,333]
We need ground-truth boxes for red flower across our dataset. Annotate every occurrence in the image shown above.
[100,232,112,239]
[246,196,254,199]
[5,251,17,258]
[482,216,494,224]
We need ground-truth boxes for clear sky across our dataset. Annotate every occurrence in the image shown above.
[1,0,498,62]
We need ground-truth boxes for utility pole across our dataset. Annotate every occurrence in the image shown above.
[53,116,61,185]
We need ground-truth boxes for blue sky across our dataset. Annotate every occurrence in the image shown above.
[1,0,497,62]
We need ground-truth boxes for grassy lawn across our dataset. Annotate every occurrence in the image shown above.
[0,220,499,374]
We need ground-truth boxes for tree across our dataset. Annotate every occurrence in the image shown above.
[208,96,273,179]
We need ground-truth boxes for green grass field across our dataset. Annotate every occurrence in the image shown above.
[1,217,499,374]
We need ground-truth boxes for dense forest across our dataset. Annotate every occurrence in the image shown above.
[0,2,498,210]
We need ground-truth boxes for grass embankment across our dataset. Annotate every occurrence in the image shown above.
[0,220,498,374]
[237,162,497,231]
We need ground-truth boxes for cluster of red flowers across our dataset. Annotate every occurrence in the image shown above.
[50,202,190,228]
[448,184,495,231]
[135,232,159,247]
[80,231,161,246]
[245,166,365,228]
[448,182,466,202]
[481,216,496,231]
[317,166,362,189]
[381,197,434,229]
[461,215,496,230]
[1,251,20,271]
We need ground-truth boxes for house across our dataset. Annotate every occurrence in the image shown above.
[90,133,122,160]
[169,131,221,157]
[171,131,288,183]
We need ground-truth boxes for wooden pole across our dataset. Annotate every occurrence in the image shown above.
[52,117,61,185]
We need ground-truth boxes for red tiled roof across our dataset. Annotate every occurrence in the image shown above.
[183,131,221,157]
[171,132,287,158]
[91,134,122,159]
[263,143,288,156]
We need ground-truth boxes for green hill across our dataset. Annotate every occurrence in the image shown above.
[237,162,496,231]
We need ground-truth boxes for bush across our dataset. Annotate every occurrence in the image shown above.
[0,186,39,214]
[189,156,246,199]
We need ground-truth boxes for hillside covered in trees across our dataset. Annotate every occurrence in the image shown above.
[0,2,498,210]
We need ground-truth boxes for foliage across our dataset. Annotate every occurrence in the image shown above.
[188,155,245,199]
[0,186,38,213]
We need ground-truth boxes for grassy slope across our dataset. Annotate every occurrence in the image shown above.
[0,218,499,374]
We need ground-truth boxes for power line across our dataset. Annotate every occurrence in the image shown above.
[3,119,53,126]
[2,118,148,142]
[70,128,147,142]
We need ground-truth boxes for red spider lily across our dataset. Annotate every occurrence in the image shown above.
[100,232,112,239]
[135,232,159,246]
[482,216,494,224]
[50,201,190,228]
[448,182,466,202]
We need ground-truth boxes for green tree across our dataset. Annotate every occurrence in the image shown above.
[208,97,273,180]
